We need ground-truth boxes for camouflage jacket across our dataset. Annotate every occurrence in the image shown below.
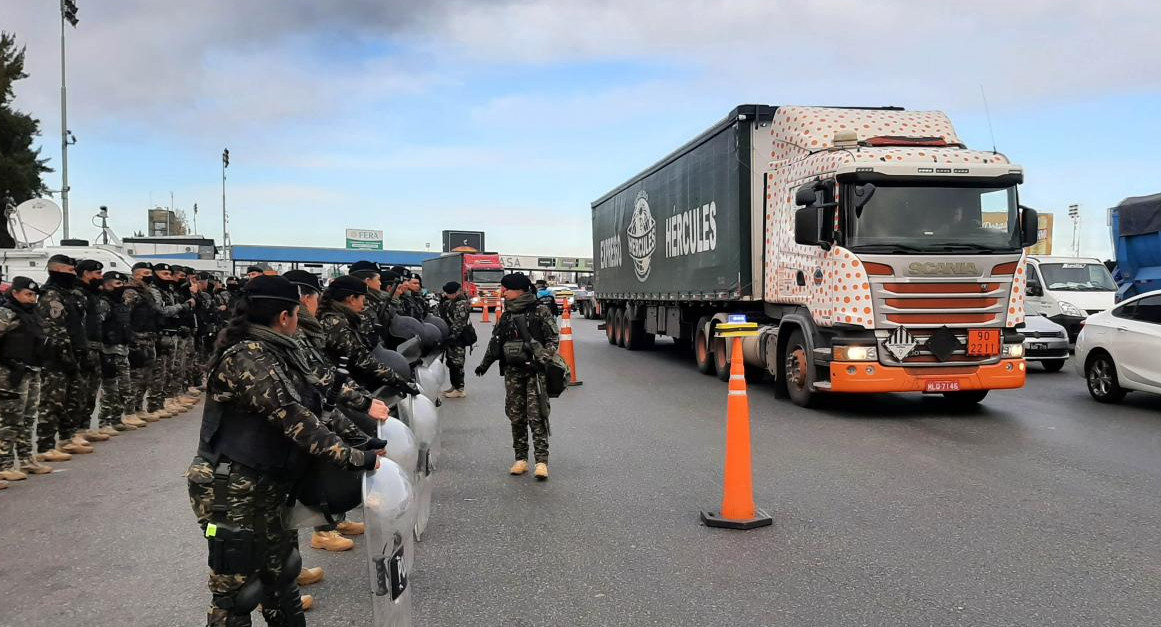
[438,293,472,338]
[147,284,189,329]
[318,301,410,394]
[208,327,369,471]
[479,293,559,374]
[36,282,84,368]
[296,309,374,415]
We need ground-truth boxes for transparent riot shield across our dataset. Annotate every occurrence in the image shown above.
[405,393,440,541]
[415,359,442,403]
[363,456,415,627]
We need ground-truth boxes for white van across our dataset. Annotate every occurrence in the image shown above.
[1025,256,1117,342]
[1,244,138,285]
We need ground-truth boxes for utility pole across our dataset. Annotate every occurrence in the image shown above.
[60,0,79,239]
[222,148,230,260]
[1068,204,1081,257]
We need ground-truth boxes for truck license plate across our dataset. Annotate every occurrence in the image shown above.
[925,380,961,392]
[967,329,1001,356]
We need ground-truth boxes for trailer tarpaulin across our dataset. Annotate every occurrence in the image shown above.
[1116,193,1161,237]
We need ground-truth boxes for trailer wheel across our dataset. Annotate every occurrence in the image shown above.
[608,308,621,345]
[784,329,818,408]
[619,309,634,348]
[694,316,716,376]
[714,336,731,382]
[615,309,628,348]
[626,317,651,351]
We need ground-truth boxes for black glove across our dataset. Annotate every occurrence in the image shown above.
[475,364,488,377]
[404,382,422,397]
[359,450,380,471]
[360,437,388,452]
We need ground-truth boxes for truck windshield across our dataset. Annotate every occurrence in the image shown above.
[469,269,504,283]
[846,184,1021,253]
[1039,263,1115,291]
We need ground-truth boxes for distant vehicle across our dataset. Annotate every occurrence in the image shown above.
[1,244,137,285]
[1022,316,1069,372]
[573,285,602,319]
[547,285,576,311]
[1025,256,1117,343]
[1109,193,1161,302]
[1075,290,1161,402]
[421,252,504,311]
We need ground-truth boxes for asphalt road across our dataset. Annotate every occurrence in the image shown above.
[1,314,1158,626]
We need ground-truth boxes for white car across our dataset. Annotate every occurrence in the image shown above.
[1075,291,1161,402]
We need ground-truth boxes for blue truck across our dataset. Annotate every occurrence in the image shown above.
[1109,193,1161,302]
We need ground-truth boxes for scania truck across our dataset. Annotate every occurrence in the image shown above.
[421,252,504,310]
[592,104,1040,406]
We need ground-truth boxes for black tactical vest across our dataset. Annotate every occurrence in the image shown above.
[101,293,133,346]
[127,287,157,333]
[0,300,46,367]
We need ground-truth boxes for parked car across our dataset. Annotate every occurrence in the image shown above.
[1075,291,1161,402]
[1022,315,1070,372]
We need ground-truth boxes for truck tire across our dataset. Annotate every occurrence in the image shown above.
[942,390,988,405]
[694,316,716,376]
[626,317,652,351]
[714,336,730,382]
[620,309,636,349]
[783,329,818,408]
[615,309,628,348]
[605,307,617,345]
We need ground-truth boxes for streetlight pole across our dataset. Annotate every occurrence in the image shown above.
[222,148,229,260]
[59,0,78,239]
[1068,204,1081,257]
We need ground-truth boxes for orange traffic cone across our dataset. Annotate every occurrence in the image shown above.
[701,327,772,530]
[559,303,583,386]
[481,300,491,323]
[495,299,504,323]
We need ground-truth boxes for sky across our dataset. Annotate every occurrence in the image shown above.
[4,0,1160,259]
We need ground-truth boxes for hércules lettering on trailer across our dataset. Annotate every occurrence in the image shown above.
[592,104,1040,407]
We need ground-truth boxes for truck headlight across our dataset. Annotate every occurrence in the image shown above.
[1003,343,1025,358]
[834,345,878,361]
[1059,301,1085,318]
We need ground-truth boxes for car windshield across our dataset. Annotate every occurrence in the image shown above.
[846,184,1021,253]
[1039,263,1116,291]
[469,269,504,283]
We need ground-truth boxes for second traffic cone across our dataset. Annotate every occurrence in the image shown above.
[481,300,491,323]
[559,303,582,386]
[701,327,772,530]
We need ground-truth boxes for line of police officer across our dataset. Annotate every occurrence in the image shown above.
[0,256,232,488]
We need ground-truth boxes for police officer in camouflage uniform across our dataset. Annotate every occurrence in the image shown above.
[152,263,196,417]
[96,271,134,437]
[438,281,472,398]
[76,259,111,444]
[476,272,559,480]
[348,261,390,347]
[174,266,203,400]
[36,255,91,460]
[186,275,385,626]
[0,277,53,484]
[122,262,157,427]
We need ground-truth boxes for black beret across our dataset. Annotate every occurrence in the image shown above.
[131,261,152,271]
[226,276,239,283]
[500,272,533,291]
[349,260,380,275]
[47,254,76,266]
[326,275,368,299]
[283,269,322,293]
[243,275,300,305]
[10,276,40,293]
[102,270,128,282]
[246,265,263,274]
[380,270,400,284]
[76,259,104,273]
[152,263,172,272]
[389,266,409,277]
[442,281,461,294]
[196,272,212,280]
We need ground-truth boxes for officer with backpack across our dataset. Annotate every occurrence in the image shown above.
[475,273,559,480]
[437,281,474,398]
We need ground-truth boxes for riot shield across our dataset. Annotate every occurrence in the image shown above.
[363,456,415,627]
[404,393,440,541]
[415,360,442,403]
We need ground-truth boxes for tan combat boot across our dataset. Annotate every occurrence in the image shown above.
[38,449,72,462]
[0,469,28,481]
[296,566,325,586]
[61,438,94,454]
[336,521,365,536]
[98,426,120,437]
[21,459,53,475]
[309,530,354,552]
[82,429,111,442]
[114,422,137,432]
[534,462,548,481]
[301,595,313,611]
[126,413,151,425]
[442,388,466,398]
[509,460,529,475]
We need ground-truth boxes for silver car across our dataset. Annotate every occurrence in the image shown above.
[1023,315,1070,372]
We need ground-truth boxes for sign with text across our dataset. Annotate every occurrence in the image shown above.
[346,228,383,250]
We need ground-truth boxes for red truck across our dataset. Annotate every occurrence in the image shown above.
[422,252,504,310]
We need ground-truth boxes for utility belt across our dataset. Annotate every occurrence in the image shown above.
[204,458,262,577]
[100,345,130,356]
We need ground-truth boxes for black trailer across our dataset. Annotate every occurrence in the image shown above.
[421,253,465,290]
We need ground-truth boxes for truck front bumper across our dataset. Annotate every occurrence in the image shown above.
[828,359,1026,393]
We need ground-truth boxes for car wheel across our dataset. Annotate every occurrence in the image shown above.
[1040,360,1065,373]
[1086,352,1127,403]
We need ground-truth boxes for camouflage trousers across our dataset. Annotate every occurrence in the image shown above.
[98,353,131,427]
[504,369,550,462]
[170,335,197,396]
[37,366,85,451]
[446,345,466,390]
[148,336,177,411]
[126,336,157,416]
[0,367,40,470]
[74,348,102,436]
[186,457,304,626]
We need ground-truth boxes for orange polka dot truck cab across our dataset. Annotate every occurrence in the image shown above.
[591,105,1041,407]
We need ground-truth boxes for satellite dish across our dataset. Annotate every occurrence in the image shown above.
[8,198,63,245]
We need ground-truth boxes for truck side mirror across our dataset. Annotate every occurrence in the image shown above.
[1020,206,1040,248]
[795,184,817,207]
[1027,284,1043,297]
[795,206,826,246]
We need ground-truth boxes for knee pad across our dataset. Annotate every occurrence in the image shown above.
[277,546,302,589]
[213,576,262,616]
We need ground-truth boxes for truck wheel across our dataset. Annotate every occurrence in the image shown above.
[783,329,818,408]
[616,309,628,348]
[694,316,716,376]
[626,317,649,351]
[942,390,988,405]
[714,337,731,382]
[1040,360,1065,373]
[605,307,618,344]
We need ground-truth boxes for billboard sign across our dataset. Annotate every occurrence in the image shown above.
[443,230,485,253]
[983,212,1052,255]
[345,228,383,251]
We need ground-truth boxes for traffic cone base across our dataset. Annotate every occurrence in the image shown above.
[700,509,773,530]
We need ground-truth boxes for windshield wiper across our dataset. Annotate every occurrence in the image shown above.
[930,243,1014,253]
[851,243,927,254]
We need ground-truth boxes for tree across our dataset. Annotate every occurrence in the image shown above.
[1,32,52,248]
